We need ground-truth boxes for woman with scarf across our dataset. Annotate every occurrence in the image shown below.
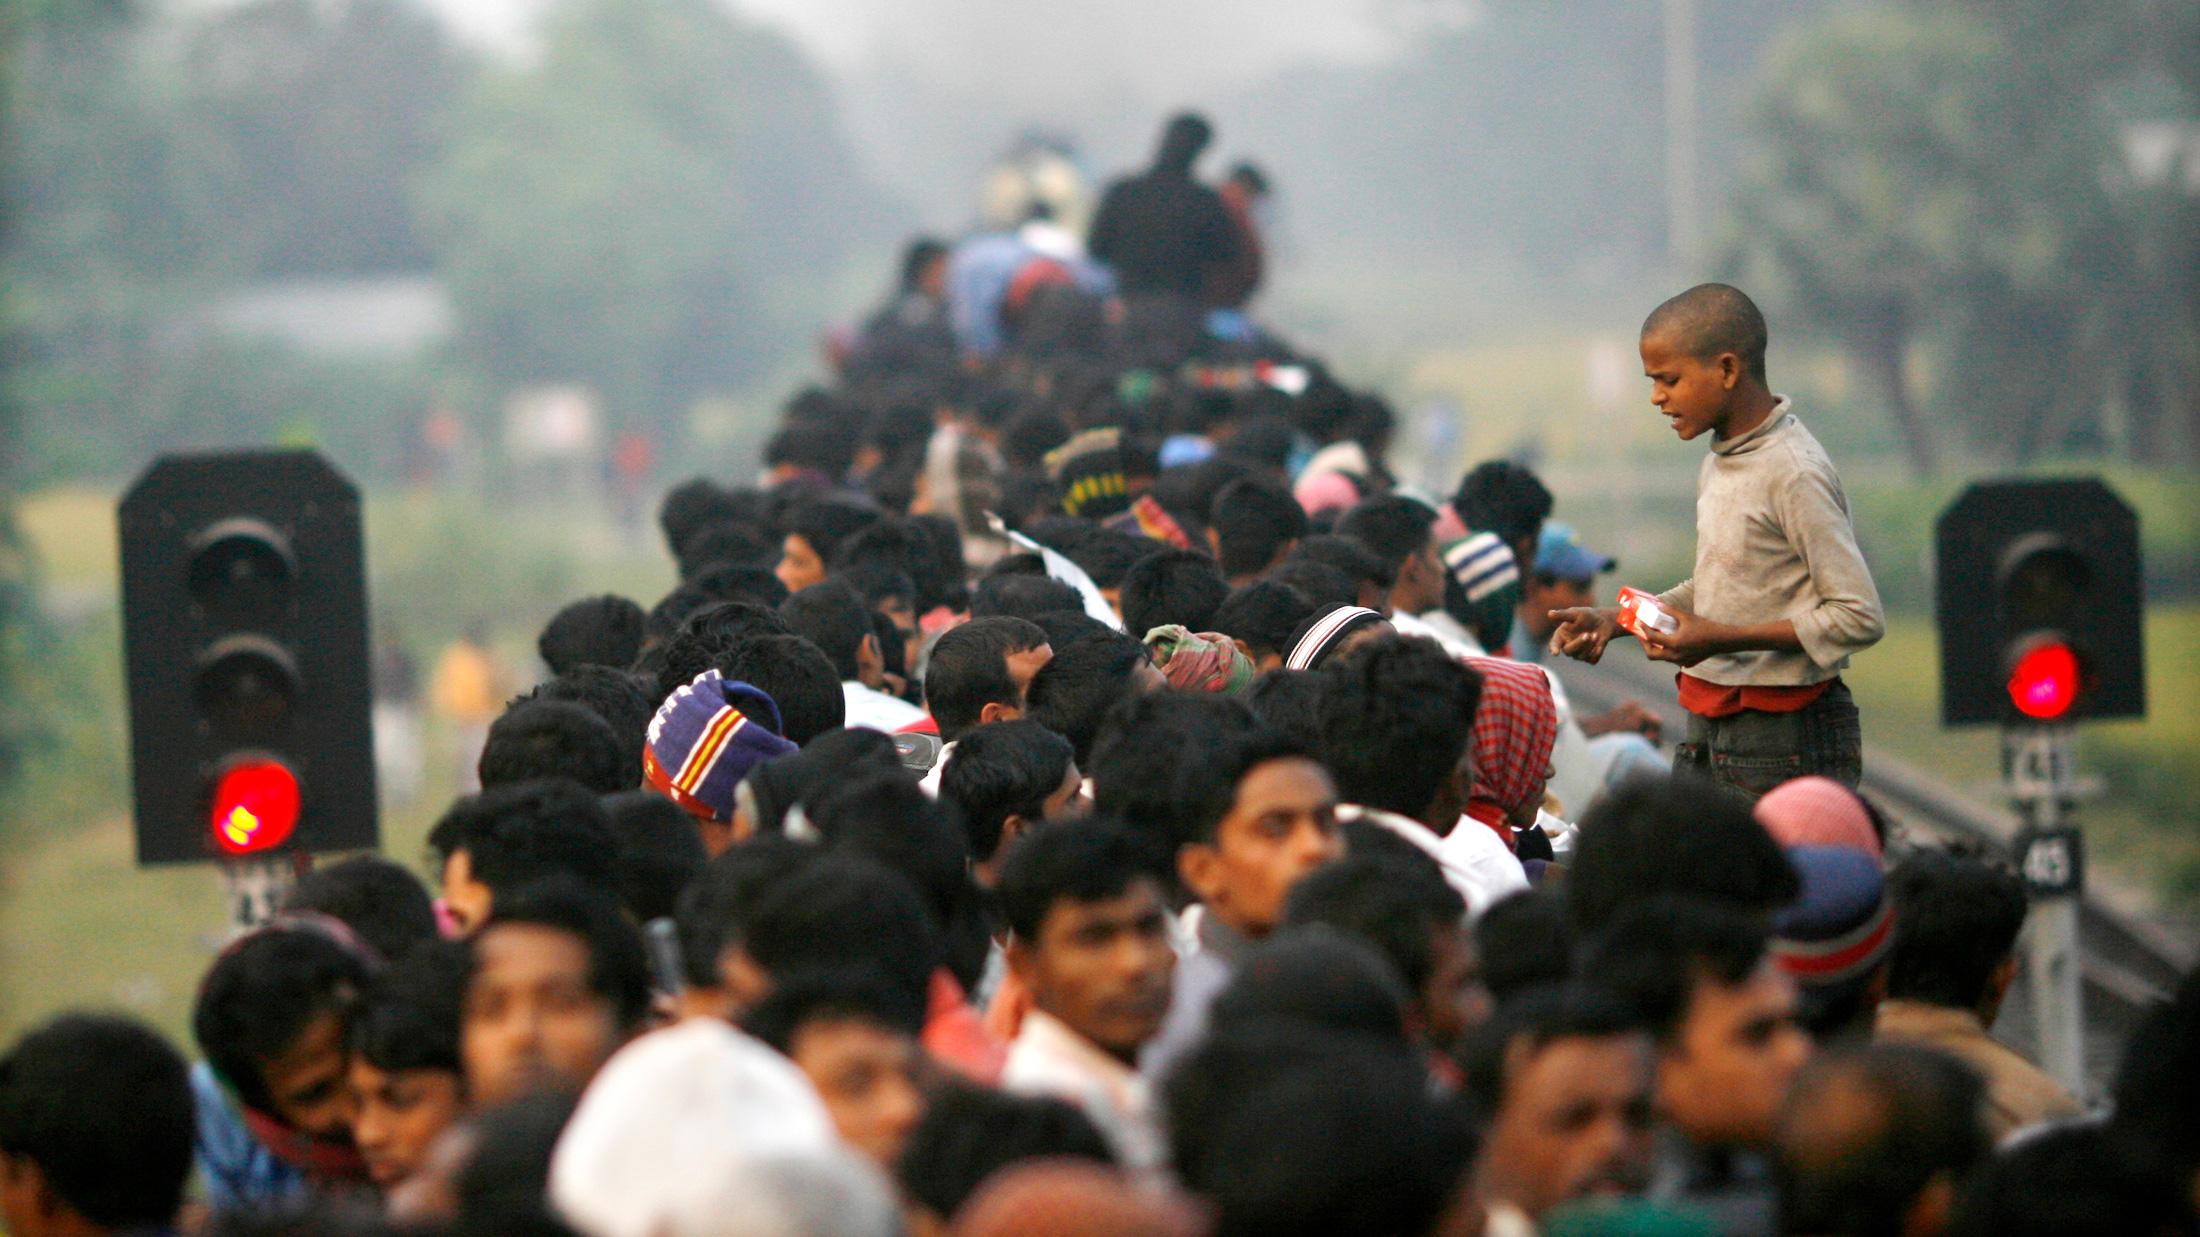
[1461,657,1567,865]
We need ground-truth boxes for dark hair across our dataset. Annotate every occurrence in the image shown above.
[200,1199,405,1237]
[525,665,654,789]
[1566,772,1800,935]
[1460,981,1647,1117]
[1243,668,1324,750]
[1451,460,1554,549]
[1214,582,1316,664]
[537,595,646,676]
[739,854,938,1015]
[687,560,788,608]
[480,699,629,795]
[676,522,776,581]
[194,925,374,1113]
[1578,897,1770,1041]
[2112,967,2200,1187]
[644,583,716,646]
[924,617,1049,743]
[1211,477,1308,579]
[1089,692,1264,880]
[995,818,1155,942]
[0,1014,195,1227]
[739,966,926,1051]
[1025,631,1151,765]
[898,237,948,291]
[782,496,882,566]
[658,478,742,561]
[1288,534,1395,593]
[1057,528,1151,591]
[1120,548,1228,638]
[970,572,1084,622]
[1284,853,1464,996]
[1947,1123,2193,1237]
[283,856,437,966]
[672,837,820,988]
[1208,929,1413,1044]
[429,779,619,902]
[1262,558,1359,612]
[1334,495,1436,575]
[895,1083,1114,1219]
[739,729,904,840]
[600,790,707,923]
[652,601,793,701]
[453,1090,582,1237]
[1316,636,1481,820]
[479,877,653,1032]
[1883,848,2028,1010]
[803,770,989,990]
[779,581,875,682]
[765,421,860,483]
[1474,889,1577,1003]
[939,720,1075,864]
[1642,282,1770,382]
[712,633,847,745]
[349,938,468,1075]
[1777,1043,1990,1237]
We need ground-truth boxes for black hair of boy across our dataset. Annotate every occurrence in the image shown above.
[939,720,1076,867]
[1459,981,1648,1118]
[651,601,794,700]
[1214,581,1316,664]
[349,939,468,1076]
[600,790,708,924]
[283,856,438,966]
[1088,693,1267,878]
[1566,773,1799,935]
[805,770,990,991]
[537,595,646,677]
[739,966,927,1052]
[0,1014,196,1230]
[1776,1043,1989,1237]
[1335,495,1436,578]
[525,665,655,788]
[1453,459,1554,551]
[995,818,1154,944]
[1316,635,1481,821]
[1119,548,1230,637]
[1882,848,2028,1011]
[1474,889,1577,1004]
[782,497,882,567]
[1284,853,1464,998]
[1241,668,1324,752]
[479,699,629,795]
[687,561,788,609]
[970,573,1085,623]
[429,779,620,902]
[895,1083,1114,1221]
[1210,477,1308,580]
[1946,1123,2192,1237]
[1577,897,1770,1042]
[1262,558,1359,612]
[479,878,653,1033]
[1026,632,1151,765]
[1288,533,1395,594]
[711,633,847,745]
[658,478,741,560]
[779,581,877,683]
[924,617,1050,743]
[740,855,940,1016]
[2110,967,2200,1204]
[673,837,821,990]
[193,927,375,1116]
[452,1090,581,1237]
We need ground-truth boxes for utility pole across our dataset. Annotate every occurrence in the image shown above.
[1663,0,1701,276]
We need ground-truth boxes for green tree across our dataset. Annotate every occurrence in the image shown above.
[420,0,888,438]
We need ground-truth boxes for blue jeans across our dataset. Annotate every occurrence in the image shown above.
[1674,678,1862,801]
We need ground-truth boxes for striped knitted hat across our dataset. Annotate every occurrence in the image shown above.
[643,670,798,823]
[1773,845,1895,989]
[1283,604,1388,671]
[1439,533,1523,652]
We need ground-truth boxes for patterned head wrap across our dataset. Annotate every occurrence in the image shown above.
[1144,625,1253,695]
[1463,657,1560,836]
[643,670,798,823]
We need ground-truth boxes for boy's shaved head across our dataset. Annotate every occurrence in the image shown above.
[1642,283,1769,381]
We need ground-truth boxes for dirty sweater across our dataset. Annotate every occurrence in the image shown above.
[1657,399,1884,685]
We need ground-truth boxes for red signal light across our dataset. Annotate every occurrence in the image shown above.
[209,759,301,855]
[2008,641,2081,720]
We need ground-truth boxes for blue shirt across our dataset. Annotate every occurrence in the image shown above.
[190,1061,303,1211]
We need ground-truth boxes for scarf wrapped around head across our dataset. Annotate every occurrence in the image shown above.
[1283,604,1387,671]
[1463,658,1560,841]
[1144,625,1253,695]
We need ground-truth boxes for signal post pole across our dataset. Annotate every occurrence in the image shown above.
[2007,723,2084,1095]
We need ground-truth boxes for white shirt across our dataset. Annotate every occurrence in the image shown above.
[1344,804,1529,920]
[841,680,927,733]
[1002,1011,1165,1174]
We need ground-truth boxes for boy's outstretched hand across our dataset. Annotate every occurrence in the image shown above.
[1548,607,1621,664]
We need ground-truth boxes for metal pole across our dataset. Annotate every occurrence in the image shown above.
[2012,724,2085,1098]
[1663,0,1701,275]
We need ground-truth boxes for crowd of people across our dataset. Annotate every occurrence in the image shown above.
[5,112,2198,1237]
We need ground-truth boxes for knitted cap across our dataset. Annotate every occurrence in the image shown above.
[1773,846,1895,989]
[1756,776,1881,859]
[643,670,798,823]
[1045,426,1131,519]
[1440,533,1523,651]
[1283,604,1387,671]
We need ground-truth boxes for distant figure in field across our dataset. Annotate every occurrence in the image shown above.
[1087,113,1245,303]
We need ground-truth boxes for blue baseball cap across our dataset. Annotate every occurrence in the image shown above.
[1534,522,1615,581]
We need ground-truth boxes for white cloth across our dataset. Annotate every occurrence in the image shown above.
[1002,1011,1165,1174]
[1391,609,1483,661]
[1344,805,1528,920]
[551,1020,850,1237]
[917,739,958,798]
[841,680,927,733]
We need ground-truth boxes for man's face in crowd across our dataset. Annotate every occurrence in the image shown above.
[1179,757,1339,938]
[348,1060,465,1191]
[1013,877,1176,1064]
[776,534,828,595]
[461,923,626,1108]
[787,1017,926,1170]
[262,1008,356,1143]
[1419,924,1494,1053]
[1481,1032,1657,1219]
[1395,539,1444,616]
[1657,960,1812,1149]
[440,849,493,938]
[1641,329,1740,442]
[1522,575,1595,643]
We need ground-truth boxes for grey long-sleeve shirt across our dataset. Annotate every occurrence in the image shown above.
[1657,400,1884,686]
